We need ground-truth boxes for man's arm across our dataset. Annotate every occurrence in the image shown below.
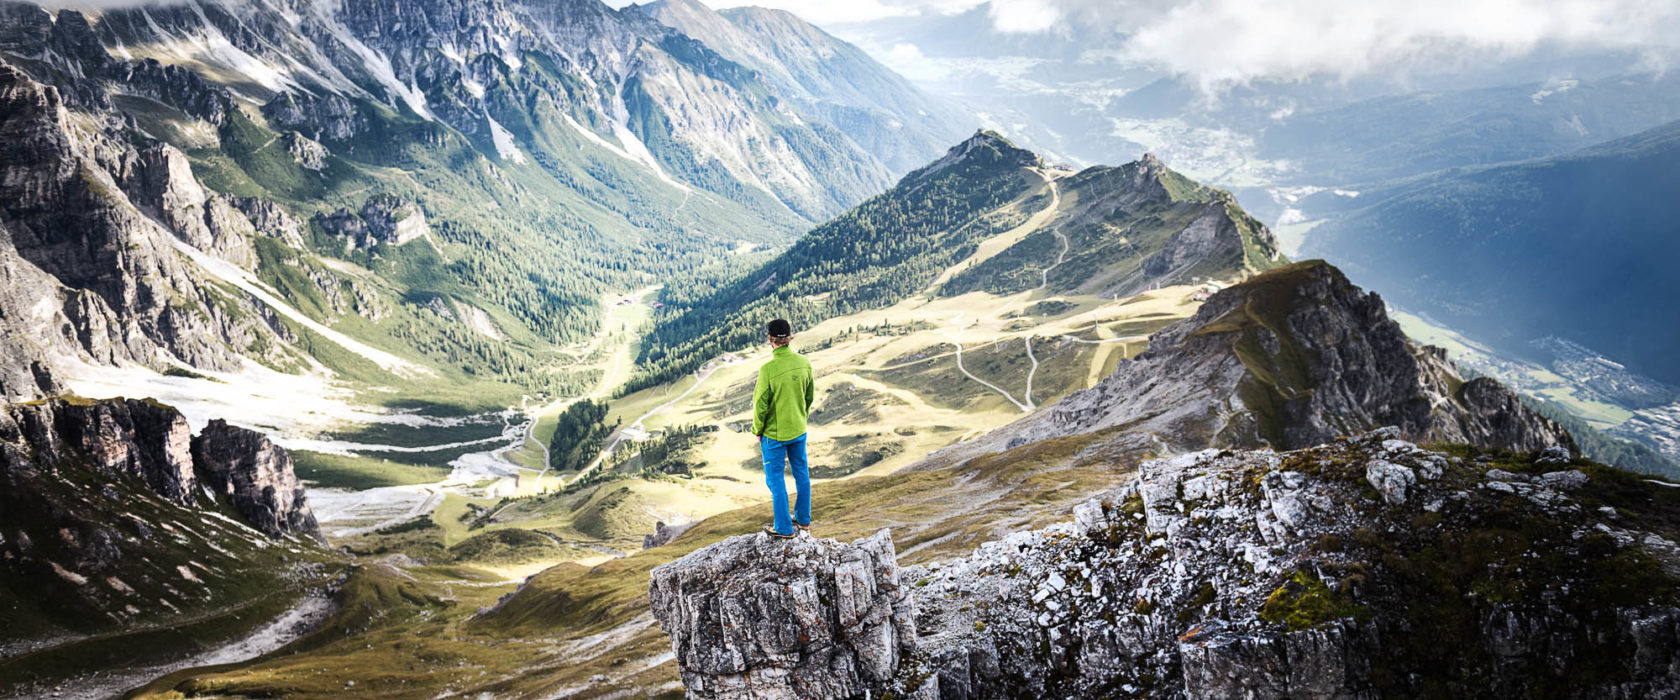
[751,369,772,437]
[803,368,814,414]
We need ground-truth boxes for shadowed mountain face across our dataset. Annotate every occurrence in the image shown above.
[1306,119,1680,387]
[931,260,1573,467]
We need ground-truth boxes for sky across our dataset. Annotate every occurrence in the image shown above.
[628,0,1680,89]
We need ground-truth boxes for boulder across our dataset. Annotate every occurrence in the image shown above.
[649,529,915,699]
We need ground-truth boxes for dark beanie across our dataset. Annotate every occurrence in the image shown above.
[767,319,792,338]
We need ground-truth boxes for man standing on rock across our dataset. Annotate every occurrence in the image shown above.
[752,318,815,538]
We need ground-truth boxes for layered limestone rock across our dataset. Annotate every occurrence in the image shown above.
[654,432,1679,697]
[649,530,918,698]
[0,398,197,505]
[942,260,1572,465]
[193,419,321,540]
[0,63,299,387]
[907,431,1680,697]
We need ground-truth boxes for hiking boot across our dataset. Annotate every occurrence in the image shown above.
[796,521,811,532]
[762,523,796,539]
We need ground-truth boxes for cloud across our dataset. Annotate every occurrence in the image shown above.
[687,0,1680,87]
[662,0,926,25]
[1117,0,1680,89]
[987,0,1060,33]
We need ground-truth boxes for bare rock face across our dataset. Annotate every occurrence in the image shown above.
[643,520,696,549]
[262,91,367,142]
[0,63,300,390]
[946,261,1573,464]
[193,419,322,541]
[0,397,327,641]
[315,194,431,250]
[649,529,917,698]
[909,430,1680,697]
[0,398,320,541]
[0,398,196,505]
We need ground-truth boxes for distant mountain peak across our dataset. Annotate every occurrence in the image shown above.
[901,130,1042,187]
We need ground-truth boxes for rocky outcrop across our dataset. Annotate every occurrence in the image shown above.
[263,91,368,142]
[0,398,319,540]
[655,433,1678,698]
[643,519,696,549]
[230,196,308,249]
[0,397,327,643]
[649,530,918,698]
[944,261,1572,465]
[909,430,1680,697]
[0,398,197,505]
[315,194,431,249]
[283,131,329,170]
[0,216,82,401]
[193,419,321,540]
[129,144,259,269]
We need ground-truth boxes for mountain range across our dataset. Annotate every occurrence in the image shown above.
[0,0,1677,697]
[0,0,971,406]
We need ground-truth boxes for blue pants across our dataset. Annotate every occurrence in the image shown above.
[761,433,811,535]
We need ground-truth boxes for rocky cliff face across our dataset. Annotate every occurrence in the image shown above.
[909,430,1679,697]
[68,0,916,220]
[655,431,1680,698]
[943,260,1572,465]
[192,419,321,539]
[0,398,320,540]
[649,530,918,698]
[0,62,299,386]
[316,194,431,250]
[0,397,323,640]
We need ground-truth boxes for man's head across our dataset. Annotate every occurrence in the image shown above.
[767,318,792,347]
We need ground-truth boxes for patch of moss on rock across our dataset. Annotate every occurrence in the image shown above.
[1259,570,1370,631]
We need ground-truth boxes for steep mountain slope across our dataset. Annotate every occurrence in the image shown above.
[928,260,1573,468]
[0,64,304,391]
[71,0,889,221]
[0,0,938,407]
[1305,119,1680,388]
[633,131,1282,391]
[638,0,971,175]
[938,153,1280,298]
[0,397,335,691]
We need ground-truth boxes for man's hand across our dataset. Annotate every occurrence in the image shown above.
[747,431,759,444]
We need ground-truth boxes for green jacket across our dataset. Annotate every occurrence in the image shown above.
[752,346,814,441]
